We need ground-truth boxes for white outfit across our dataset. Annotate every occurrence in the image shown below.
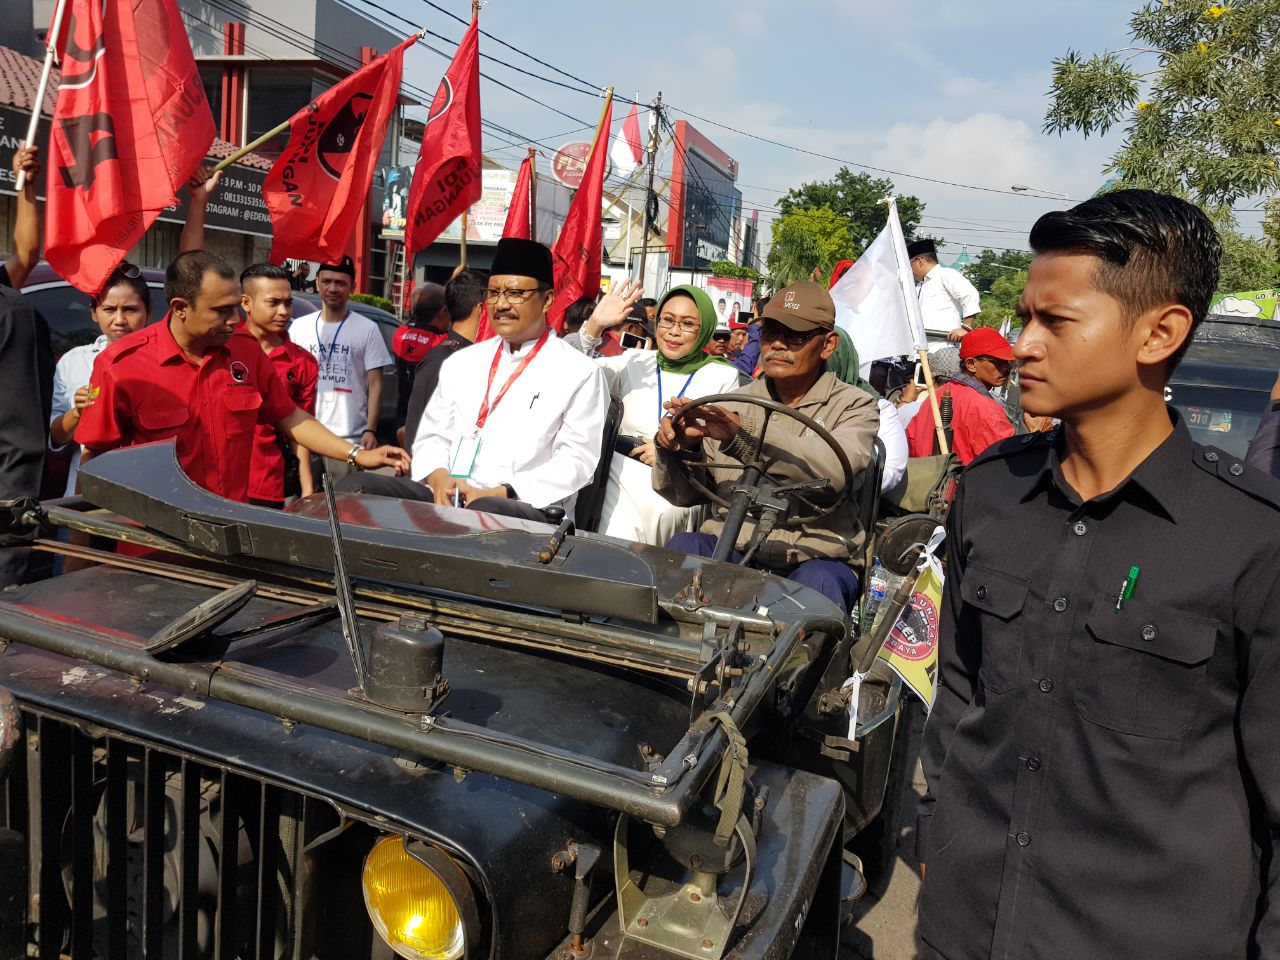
[916,264,981,337]
[876,397,909,494]
[413,331,609,513]
[49,334,109,496]
[290,310,393,442]
[595,352,741,546]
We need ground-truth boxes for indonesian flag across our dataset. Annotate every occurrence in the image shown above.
[610,102,643,178]
[405,17,481,257]
[548,95,613,332]
[264,34,415,264]
[501,152,532,241]
[45,0,215,294]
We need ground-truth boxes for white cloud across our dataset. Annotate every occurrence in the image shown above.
[1215,296,1264,318]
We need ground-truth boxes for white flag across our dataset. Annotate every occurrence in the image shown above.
[830,199,928,375]
[610,102,644,177]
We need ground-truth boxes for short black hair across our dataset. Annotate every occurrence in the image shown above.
[1029,189,1221,367]
[91,265,151,315]
[639,297,658,309]
[445,269,486,323]
[165,250,236,306]
[562,296,598,335]
[412,282,447,326]
[239,262,292,290]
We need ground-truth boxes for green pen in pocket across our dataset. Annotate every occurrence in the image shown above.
[1115,566,1140,612]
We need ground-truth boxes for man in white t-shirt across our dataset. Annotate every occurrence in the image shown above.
[290,255,393,477]
[908,239,982,347]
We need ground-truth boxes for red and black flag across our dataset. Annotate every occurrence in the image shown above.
[264,34,415,264]
[45,0,215,294]
[548,92,613,332]
[404,16,481,257]
[500,151,532,241]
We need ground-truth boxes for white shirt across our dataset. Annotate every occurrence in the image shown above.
[916,264,981,336]
[877,397,909,494]
[413,330,609,512]
[49,334,109,496]
[290,310,393,442]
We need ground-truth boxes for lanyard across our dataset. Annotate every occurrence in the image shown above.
[315,313,349,368]
[657,365,696,419]
[476,328,550,429]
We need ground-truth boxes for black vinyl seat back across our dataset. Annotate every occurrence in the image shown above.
[574,394,623,532]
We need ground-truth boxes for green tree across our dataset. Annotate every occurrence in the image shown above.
[766,206,855,289]
[1044,0,1280,206]
[778,169,926,250]
[1218,224,1280,291]
[971,270,1029,330]
[962,249,1035,295]
[708,260,763,282]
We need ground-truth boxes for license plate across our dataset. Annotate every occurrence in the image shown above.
[1187,406,1233,432]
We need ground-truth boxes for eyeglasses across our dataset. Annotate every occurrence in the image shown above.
[484,286,545,305]
[655,317,700,334]
[759,320,825,349]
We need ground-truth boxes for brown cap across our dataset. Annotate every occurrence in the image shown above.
[761,281,836,332]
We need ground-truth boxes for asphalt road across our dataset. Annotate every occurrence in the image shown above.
[840,708,927,960]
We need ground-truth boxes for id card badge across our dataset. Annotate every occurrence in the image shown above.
[450,430,482,478]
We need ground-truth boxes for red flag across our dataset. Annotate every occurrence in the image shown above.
[548,94,613,332]
[264,34,415,264]
[45,0,215,294]
[501,153,532,241]
[405,17,481,257]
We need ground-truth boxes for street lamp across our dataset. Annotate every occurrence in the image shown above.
[1011,184,1071,202]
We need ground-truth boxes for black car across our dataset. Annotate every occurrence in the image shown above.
[0,390,924,958]
[1165,313,1278,460]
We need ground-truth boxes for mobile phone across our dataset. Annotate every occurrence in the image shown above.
[738,311,753,325]
[620,332,650,350]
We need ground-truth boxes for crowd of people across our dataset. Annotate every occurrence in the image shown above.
[6,127,1280,960]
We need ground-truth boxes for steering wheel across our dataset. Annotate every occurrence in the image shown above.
[669,393,857,526]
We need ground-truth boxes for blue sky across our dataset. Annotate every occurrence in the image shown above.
[386,0,1144,259]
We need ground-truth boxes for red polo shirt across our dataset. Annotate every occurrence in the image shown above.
[234,326,319,502]
[77,318,297,502]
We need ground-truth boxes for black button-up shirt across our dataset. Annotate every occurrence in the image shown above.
[918,411,1280,960]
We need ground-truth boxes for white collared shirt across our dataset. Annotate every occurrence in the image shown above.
[413,330,609,511]
[916,264,982,335]
[50,334,109,496]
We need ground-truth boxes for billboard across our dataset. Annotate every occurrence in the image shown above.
[1211,289,1278,320]
[381,166,519,243]
[706,276,754,327]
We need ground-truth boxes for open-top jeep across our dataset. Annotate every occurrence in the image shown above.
[0,397,938,959]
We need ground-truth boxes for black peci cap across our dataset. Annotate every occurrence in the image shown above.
[490,237,554,287]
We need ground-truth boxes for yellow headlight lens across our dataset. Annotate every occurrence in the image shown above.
[362,836,465,960]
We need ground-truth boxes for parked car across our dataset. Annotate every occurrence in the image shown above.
[0,394,921,958]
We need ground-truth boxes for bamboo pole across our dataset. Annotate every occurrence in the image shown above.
[16,0,69,192]
[918,349,949,456]
[456,0,481,268]
[211,117,293,173]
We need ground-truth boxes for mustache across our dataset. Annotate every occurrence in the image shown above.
[762,349,796,364]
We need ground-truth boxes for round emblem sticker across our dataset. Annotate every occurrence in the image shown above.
[884,591,939,662]
[230,361,250,383]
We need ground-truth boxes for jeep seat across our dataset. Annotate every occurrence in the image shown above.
[573,394,623,532]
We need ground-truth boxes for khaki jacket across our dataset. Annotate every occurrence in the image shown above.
[653,371,878,571]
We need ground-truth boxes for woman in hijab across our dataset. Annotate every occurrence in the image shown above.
[576,284,742,546]
[826,328,909,494]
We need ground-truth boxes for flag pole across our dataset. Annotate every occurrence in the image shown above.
[456,0,482,269]
[211,118,293,173]
[16,0,69,192]
[527,147,538,240]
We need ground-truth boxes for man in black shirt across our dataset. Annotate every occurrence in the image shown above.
[918,190,1280,960]
[402,269,485,449]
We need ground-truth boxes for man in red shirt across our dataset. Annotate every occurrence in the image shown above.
[907,327,1016,464]
[77,251,409,501]
[237,263,319,508]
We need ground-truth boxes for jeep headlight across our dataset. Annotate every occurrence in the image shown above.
[362,836,466,960]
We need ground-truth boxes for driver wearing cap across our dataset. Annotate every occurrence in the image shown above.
[905,327,1017,464]
[654,282,879,613]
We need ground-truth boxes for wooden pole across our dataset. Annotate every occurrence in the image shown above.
[212,117,292,173]
[918,348,950,456]
[456,0,480,267]
[16,0,69,192]
[527,147,538,240]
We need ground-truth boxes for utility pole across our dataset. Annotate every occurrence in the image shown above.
[637,91,662,288]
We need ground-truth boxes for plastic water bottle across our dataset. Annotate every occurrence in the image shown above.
[865,557,889,626]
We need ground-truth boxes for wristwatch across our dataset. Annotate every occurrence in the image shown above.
[346,443,362,468]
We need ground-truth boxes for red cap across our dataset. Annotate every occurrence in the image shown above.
[959,327,1015,361]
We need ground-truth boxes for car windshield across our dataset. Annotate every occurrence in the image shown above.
[1167,383,1267,460]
